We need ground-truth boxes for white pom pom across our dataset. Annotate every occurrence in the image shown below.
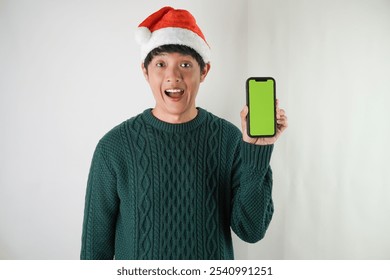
[135,27,151,45]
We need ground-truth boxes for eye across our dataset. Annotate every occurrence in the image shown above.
[180,62,192,68]
[156,62,165,67]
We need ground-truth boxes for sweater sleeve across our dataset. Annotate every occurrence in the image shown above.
[230,141,274,243]
[80,143,119,259]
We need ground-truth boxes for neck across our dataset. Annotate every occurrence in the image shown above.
[151,108,198,124]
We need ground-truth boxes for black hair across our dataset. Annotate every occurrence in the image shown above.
[143,44,206,73]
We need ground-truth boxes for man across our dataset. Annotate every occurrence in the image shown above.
[81,6,287,260]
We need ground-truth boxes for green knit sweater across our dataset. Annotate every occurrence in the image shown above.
[81,108,274,260]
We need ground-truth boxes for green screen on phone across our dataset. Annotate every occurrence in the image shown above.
[247,77,276,137]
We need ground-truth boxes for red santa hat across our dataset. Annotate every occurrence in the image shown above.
[135,6,211,63]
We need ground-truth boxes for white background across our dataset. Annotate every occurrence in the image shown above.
[1,0,389,259]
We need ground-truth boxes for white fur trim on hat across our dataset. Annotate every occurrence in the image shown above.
[135,26,152,45]
[138,27,211,63]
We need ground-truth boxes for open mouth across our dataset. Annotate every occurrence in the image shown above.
[164,88,184,98]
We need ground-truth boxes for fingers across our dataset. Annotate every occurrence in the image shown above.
[277,108,286,120]
[276,108,288,132]
[276,100,285,122]
[275,99,288,132]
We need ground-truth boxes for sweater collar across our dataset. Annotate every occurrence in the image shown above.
[141,107,208,133]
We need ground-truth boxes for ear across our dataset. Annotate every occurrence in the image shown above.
[141,63,149,81]
[200,63,211,83]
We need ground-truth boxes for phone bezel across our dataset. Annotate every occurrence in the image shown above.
[246,77,277,138]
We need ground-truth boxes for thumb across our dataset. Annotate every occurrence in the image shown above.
[240,105,248,134]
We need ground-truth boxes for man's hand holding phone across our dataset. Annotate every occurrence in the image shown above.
[241,98,288,146]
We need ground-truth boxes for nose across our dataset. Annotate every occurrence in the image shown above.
[165,65,182,83]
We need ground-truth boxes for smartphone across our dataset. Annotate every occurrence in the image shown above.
[246,77,276,137]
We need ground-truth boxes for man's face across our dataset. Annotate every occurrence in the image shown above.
[142,52,210,123]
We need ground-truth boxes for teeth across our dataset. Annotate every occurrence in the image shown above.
[165,89,183,93]
[165,89,184,98]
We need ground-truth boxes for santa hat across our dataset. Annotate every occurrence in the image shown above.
[135,6,211,63]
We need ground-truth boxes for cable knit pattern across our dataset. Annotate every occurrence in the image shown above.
[81,108,274,260]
